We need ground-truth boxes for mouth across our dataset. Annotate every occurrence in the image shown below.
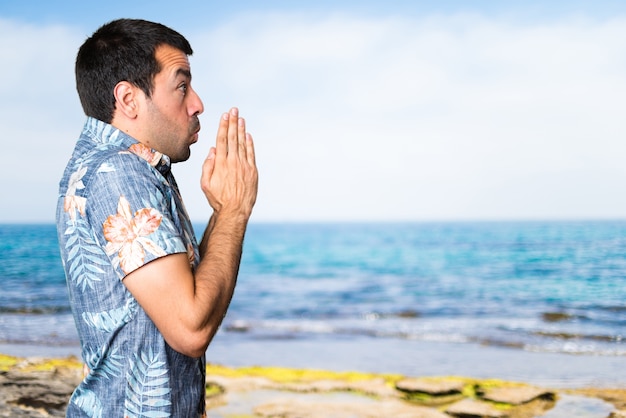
[191,120,201,143]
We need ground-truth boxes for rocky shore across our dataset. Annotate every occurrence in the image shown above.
[1,353,625,417]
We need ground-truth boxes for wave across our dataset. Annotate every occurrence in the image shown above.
[224,318,469,343]
[539,308,626,328]
[531,330,625,343]
[222,316,626,356]
[524,343,626,356]
[541,311,587,322]
[0,306,71,315]
[0,336,78,346]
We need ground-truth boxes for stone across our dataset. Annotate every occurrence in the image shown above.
[609,411,626,418]
[254,398,451,418]
[396,377,465,395]
[0,370,75,417]
[284,377,398,398]
[479,386,555,405]
[445,398,508,418]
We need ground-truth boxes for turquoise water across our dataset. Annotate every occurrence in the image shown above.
[233,221,626,355]
[2,221,626,386]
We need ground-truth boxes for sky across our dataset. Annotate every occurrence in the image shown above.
[3,0,626,223]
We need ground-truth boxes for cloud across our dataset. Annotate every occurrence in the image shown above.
[179,12,626,222]
[0,18,84,221]
[3,12,626,222]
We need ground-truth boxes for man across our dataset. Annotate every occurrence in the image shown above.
[56,18,258,417]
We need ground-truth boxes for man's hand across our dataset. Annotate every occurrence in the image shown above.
[201,107,258,220]
[123,107,259,358]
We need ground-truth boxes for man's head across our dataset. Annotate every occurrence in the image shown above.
[76,19,192,123]
[76,19,204,162]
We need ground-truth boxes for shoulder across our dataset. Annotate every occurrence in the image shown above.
[82,145,164,193]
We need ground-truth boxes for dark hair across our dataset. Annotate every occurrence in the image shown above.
[75,18,193,123]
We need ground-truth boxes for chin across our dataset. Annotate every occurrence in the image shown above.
[171,150,191,164]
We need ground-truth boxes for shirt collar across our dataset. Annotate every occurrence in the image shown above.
[84,117,172,175]
[156,154,171,176]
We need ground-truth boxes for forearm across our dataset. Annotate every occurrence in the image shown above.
[198,215,216,255]
[193,212,248,340]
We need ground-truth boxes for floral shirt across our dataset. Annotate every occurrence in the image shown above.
[56,117,205,417]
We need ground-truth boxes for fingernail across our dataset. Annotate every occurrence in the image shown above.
[223,113,229,121]
[231,108,238,116]
[238,117,244,126]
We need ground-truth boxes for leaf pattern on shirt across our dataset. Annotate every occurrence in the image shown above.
[71,386,104,418]
[64,219,106,291]
[125,349,172,418]
[82,298,138,333]
[84,344,125,381]
[103,196,167,274]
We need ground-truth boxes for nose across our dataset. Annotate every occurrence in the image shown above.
[189,87,204,116]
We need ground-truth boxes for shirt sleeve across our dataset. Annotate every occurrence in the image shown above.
[85,151,187,279]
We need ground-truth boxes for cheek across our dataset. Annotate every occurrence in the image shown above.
[160,105,186,126]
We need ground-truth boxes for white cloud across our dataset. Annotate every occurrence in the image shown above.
[178,12,626,222]
[4,12,626,222]
[0,18,84,221]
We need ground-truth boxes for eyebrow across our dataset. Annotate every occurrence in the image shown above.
[176,68,192,80]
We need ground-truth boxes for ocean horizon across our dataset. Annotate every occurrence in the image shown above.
[2,220,626,388]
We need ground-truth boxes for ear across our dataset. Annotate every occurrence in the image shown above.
[113,81,140,119]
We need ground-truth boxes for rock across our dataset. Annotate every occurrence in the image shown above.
[207,374,274,392]
[445,398,508,418]
[254,398,450,418]
[568,388,626,410]
[479,385,555,405]
[284,377,398,398]
[396,377,465,395]
[0,355,621,418]
[0,370,75,417]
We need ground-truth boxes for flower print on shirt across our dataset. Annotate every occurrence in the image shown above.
[103,196,167,275]
[127,143,163,167]
[64,165,88,220]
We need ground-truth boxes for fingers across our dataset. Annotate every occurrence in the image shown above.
[237,116,247,160]
[227,107,239,159]
[203,107,258,215]
[215,112,229,159]
[216,107,252,163]
[245,133,256,167]
[200,147,216,194]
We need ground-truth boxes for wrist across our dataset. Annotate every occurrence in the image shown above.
[210,209,250,232]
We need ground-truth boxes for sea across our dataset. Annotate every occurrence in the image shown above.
[2,221,626,389]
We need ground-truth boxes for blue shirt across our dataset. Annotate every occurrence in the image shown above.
[56,117,205,417]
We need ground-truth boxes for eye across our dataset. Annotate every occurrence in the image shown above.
[178,82,188,94]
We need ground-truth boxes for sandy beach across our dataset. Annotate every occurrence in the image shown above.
[1,352,625,418]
